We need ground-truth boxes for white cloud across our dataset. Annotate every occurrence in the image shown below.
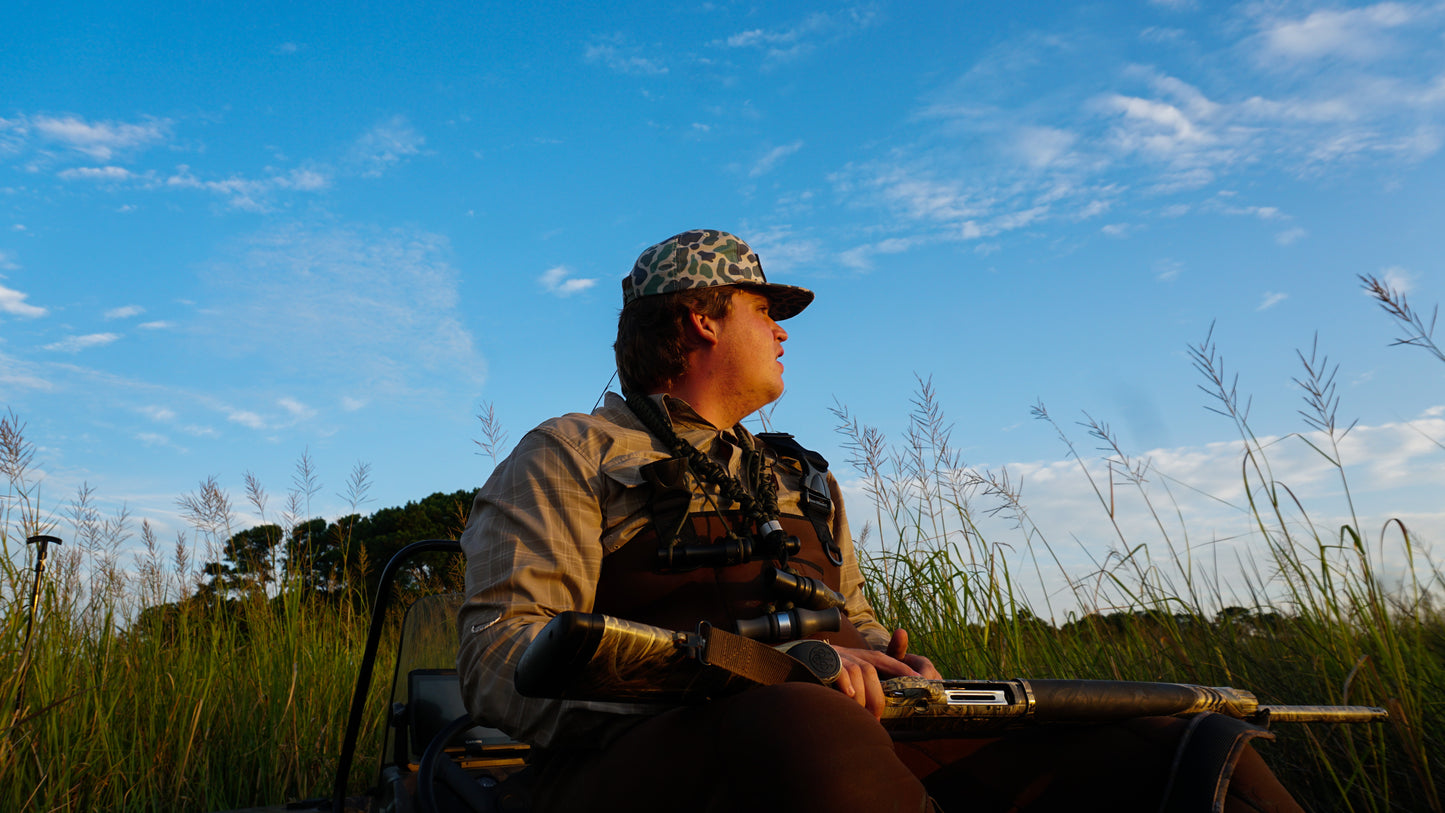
[1155,259,1184,281]
[165,165,331,211]
[1257,291,1288,311]
[1102,93,1216,162]
[832,162,988,223]
[58,166,136,182]
[0,351,53,393]
[1011,124,1080,166]
[1220,204,1281,220]
[540,265,598,297]
[341,396,368,412]
[1260,3,1417,62]
[105,305,145,320]
[0,283,46,318]
[349,116,424,177]
[838,236,921,271]
[225,408,266,429]
[138,321,173,330]
[43,332,121,352]
[1275,227,1307,246]
[720,8,878,64]
[30,114,170,161]
[1381,265,1415,295]
[277,397,315,420]
[750,141,804,177]
[202,224,486,397]
[136,431,185,452]
[140,405,176,422]
[0,250,17,270]
[584,40,668,75]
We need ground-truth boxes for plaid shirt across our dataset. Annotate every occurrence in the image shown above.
[456,392,888,749]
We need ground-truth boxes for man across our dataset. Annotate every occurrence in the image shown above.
[457,229,1301,812]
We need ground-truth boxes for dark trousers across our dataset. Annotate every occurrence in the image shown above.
[534,683,1302,813]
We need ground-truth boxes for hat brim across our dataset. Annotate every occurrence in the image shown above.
[740,282,814,320]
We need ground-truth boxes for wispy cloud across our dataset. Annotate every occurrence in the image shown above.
[202,223,486,397]
[1380,265,1415,295]
[349,116,424,177]
[1257,291,1289,311]
[105,305,145,320]
[1258,3,1419,62]
[0,283,47,318]
[138,320,173,330]
[0,351,53,393]
[226,408,266,429]
[540,265,598,297]
[750,141,804,177]
[139,405,177,422]
[58,166,136,182]
[29,114,170,161]
[823,9,1445,258]
[136,431,187,452]
[584,37,668,75]
[165,165,329,211]
[43,332,121,353]
[837,236,920,271]
[722,7,879,64]
[277,396,316,421]
[1275,227,1307,245]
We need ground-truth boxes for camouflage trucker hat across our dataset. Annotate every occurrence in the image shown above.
[622,229,814,320]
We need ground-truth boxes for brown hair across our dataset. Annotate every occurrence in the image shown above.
[614,287,735,394]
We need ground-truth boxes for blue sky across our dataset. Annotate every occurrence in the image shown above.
[3,1,1443,607]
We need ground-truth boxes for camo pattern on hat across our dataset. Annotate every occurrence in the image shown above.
[622,228,814,320]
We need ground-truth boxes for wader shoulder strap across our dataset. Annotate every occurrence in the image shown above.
[1160,712,1275,813]
[756,432,843,566]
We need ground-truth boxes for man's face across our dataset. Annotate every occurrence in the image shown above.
[709,288,790,414]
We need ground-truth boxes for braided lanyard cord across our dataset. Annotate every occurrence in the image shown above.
[624,391,780,539]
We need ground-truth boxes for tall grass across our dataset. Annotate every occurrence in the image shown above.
[0,443,401,812]
[843,316,1442,810]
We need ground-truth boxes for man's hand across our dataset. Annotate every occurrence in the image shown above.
[832,629,941,719]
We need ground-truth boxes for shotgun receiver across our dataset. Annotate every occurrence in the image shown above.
[514,612,1388,732]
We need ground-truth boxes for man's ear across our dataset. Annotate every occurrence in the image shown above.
[687,309,722,347]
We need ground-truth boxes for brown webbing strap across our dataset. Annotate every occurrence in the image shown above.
[699,624,833,687]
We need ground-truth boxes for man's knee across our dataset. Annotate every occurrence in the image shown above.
[709,683,929,812]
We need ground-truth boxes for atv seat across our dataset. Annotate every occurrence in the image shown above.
[400,668,531,772]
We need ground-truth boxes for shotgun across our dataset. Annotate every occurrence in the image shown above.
[514,611,1388,732]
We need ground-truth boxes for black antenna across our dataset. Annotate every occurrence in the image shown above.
[15,535,63,716]
[592,370,619,412]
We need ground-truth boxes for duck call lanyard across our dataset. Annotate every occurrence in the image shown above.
[624,391,784,559]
